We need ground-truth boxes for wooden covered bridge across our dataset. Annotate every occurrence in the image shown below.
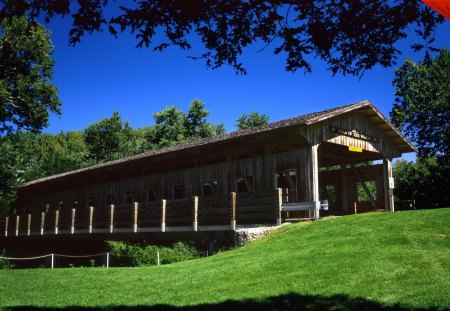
[1,100,414,250]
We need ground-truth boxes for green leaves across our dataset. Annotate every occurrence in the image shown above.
[0,16,61,134]
[391,48,450,159]
[0,1,444,76]
[235,112,270,130]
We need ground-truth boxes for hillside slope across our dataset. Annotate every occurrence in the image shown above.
[0,209,449,310]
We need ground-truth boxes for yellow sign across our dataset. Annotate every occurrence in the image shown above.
[349,146,363,152]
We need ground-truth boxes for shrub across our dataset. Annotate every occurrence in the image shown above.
[106,241,199,267]
[0,249,11,269]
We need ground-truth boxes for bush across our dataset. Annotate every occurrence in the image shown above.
[106,241,199,267]
[0,249,11,269]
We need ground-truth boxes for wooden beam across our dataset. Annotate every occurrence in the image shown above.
[109,204,114,233]
[89,206,93,233]
[276,188,282,225]
[71,208,76,234]
[4,216,8,237]
[161,199,166,232]
[54,210,59,235]
[192,196,198,231]
[133,202,138,233]
[40,212,45,235]
[27,214,31,236]
[230,192,236,230]
[383,158,395,212]
[15,215,19,236]
[350,164,378,209]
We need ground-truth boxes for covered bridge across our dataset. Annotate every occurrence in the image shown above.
[1,100,414,247]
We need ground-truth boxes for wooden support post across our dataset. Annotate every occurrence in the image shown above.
[15,215,19,236]
[40,212,45,235]
[383,158,395,212]
[51,253,54,269]
[192,196,198,231]
[109,204,114,233]
[354,202,357,214]
[230,192,236,230]
[311,144,320,202]
[4,216,8,237]
[133,202,138,233]
[71,208,76,234]
[54,210,59,234]
[161,199,166,232]
[276,188,282,225]
[307,144,320,219]
[340,161,348,211]
[106,252,110,268]
[89,206,94,233]
[27,214,31,236]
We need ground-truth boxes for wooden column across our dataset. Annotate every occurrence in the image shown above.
[276,188,282,225]
[71,209,76,234]
[383,158,395,212]
[89,206,94,233]
[161,199,166,232]
[340,161,348,212]
[4,216,8,237]
[109,204,114,233]
[311,144,320,202]
[54,210,59,234]
[40,212,45,235]
[230,192,236,230]
[192,196,198,231]
[15,215,19,236]
[133,202,138,233]
[27,214,31,236]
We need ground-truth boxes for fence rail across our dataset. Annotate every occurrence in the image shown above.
[2,189,291,237]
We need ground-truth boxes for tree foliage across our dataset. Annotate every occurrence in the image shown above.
[0,1,443,75]
[148,99,224,148]
[393,158,450,209]
[235,112,270,130]
[391,48,450,160]
[0,15,61,134]
[84,112,136,162]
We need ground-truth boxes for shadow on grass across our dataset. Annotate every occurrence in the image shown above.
[5,293,445,311]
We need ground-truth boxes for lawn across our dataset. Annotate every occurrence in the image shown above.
[0,208,449,310]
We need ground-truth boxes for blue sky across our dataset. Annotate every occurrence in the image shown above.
[43,13,450,161]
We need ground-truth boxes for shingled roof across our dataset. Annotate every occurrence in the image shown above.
[22,100,414,188]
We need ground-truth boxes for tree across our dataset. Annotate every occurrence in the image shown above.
[390,48,450,159]
[393,158,450,209]
[236,112,270,130]
[0,15,61,135]
[0,1,443,75]
[148,99,224,148]
[84,112,134,162]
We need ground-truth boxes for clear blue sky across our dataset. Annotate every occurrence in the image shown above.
[43,13,450,161]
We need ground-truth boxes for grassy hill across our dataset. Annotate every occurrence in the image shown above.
[0,208,449,310]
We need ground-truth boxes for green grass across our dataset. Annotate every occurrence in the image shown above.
[1,208,449,310]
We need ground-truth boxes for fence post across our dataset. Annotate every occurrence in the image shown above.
[109,204,114,233]
[230,192,236,230]
[314,201,320,220]
[106,252,110,268]
[15,215,19,236]
[40,212,45,235]
[133,202,138,233]
[4,216,8,237]
[71,208,76,234]
[54,210,59,234]
[276,188,282,225]
[27,214,31,236]
[156,250,160,266]
[51,253,54,269]
[89,206,94,233]
[193,196,198,231]
[161,199,166,232]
